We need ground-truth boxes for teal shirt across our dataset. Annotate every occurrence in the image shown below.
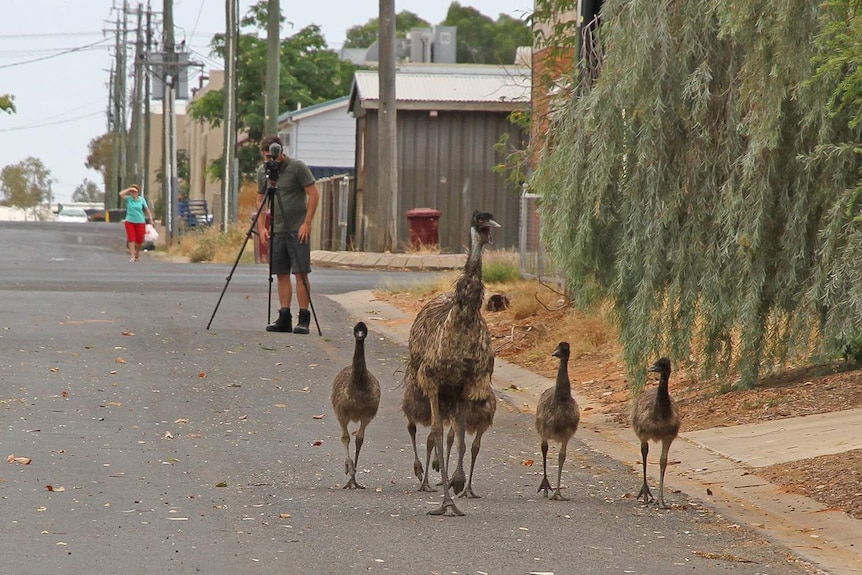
[125,196,148,223]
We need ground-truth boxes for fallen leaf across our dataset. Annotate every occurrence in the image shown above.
[522,459,535,466]
[274,403,287,408]
[46,485,65,492]
[49,367,60,373]
[278,513,291,519]
[301,386,310,392]
[238,415,247,420]
[188,434,202,439]
[121,331,135,336]
[174,418,189,424]
[163,431,174,440]
[312,414,324,420]
[215,482,228,487]
[61,391,69,398]
[198,372,207,378]
[115,357,126,364]
[7,455,31,465]
[109,370,118,375]
[311,440,323,446]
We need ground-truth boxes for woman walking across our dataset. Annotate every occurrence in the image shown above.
[120,184,155,262]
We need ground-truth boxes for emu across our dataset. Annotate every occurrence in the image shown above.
[331,321,381,489]
[404,210,499,516]
[534,342,580,500]
[631,357,680,509]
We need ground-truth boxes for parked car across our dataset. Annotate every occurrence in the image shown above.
[85,208,106,222]
[57,207,90,223]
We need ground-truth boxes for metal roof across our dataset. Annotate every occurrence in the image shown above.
[349,64,531,114]
[277,96,350,124]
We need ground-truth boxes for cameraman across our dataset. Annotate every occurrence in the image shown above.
[256,135,320,334]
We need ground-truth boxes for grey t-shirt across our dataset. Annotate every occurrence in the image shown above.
[256,157,316,233]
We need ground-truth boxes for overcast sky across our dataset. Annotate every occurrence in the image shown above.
[0,1,532,204]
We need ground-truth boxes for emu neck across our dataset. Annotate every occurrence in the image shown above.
[453,246,484,312]
[555,359,572,401]
[655,372,672,411]
[352,340,367,378]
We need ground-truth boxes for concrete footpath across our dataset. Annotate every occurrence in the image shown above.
[316,251,862,575]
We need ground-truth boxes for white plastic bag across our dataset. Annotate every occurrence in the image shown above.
[144,223,159,243]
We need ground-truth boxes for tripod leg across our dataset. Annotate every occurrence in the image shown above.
[299,273,322,336]
[206,194,269,330]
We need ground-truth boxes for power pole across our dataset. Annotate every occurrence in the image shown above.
[379,0,398,251]
[129,3,145,192]
[221,0,239,230]
[163,0,178,244]
[264,0,280,138]
[143,2,152,208]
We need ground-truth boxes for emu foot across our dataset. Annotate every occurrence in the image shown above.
[343,475,365,489]
[636,482,655,504]
[457,486,480,499]
[448,470,466,495]
[418,478,437,492]
[413,460,424,482]
[537,476,552,498]
[427,499,464,517]
[550,489,569,501]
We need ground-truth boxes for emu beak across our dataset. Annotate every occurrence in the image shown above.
[647,363,660,373]
[480,219,501,243]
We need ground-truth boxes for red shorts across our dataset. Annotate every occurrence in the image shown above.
[125,221,146,244]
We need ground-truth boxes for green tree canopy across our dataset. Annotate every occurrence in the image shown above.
[0,157,53,212]
[86,132,113,195]
[531,0,862,390]
[72,178,105,203]
[443,2,530,64]
[343,10,430,49]
[187,2,355,180]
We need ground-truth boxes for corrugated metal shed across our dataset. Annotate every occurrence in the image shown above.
[349,64,530,114]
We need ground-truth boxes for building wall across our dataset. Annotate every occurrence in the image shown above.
[184,71,225,207]
[356,109,526,252]
[280,104,355,170]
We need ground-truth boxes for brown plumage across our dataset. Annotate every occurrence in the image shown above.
[534,342,580,500]
[631,357,680,509]
[331,321,381,489]
[404,210,499,516]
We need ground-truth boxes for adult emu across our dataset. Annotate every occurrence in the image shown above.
[405,211,500,516]
[534,342,580,500]
[331,321,381,489]
[631,357,680,509]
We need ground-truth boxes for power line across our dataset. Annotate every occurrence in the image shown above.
[0,38,112,70]
[0,110,104,132]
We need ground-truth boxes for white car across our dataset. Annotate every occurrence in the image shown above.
[57,207,90,223]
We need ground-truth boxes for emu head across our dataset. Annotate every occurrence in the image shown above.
[470,211,501,249]
[647,357,672,376]
[552,341,570,359]
[353,321,368,341]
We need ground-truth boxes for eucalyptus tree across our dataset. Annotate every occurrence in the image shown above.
[0,157,53,216]
[532,0,862,389]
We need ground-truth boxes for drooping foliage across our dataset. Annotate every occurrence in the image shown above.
[0,157,53,211]
[531,0,862,389]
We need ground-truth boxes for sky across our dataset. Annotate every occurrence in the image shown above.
[0,0,533,204]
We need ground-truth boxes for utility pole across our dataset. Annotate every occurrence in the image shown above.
[108,59,118,211]
[118,1,129,208]
[264,0,280,138]
[163,0,178,244]
[143,2,152,215]
[129,3,145,191]
[221,0,239,230]
[379,0,398,251]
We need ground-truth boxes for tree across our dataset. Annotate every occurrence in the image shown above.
[187,2,355,180]
[72,179,105,203]
[343,10,430,48]
[86,133,113,194]
[531,0,862,390]
[0,94,14,114]
[443,2,531,64]
[0,158,53,218]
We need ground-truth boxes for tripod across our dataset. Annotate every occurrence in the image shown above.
[206,185,275,330]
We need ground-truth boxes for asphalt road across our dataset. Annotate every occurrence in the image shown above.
[0,221,821,575]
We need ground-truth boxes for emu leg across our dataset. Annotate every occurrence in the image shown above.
[344,419,369,490]
[537,439,551,497]
[435,425,455,486]
[459,430,484,498]
[427,398,463,517]
[448,420,467,495]
[636,440,654,504]
[339,420,357,490]
[418,430,437,492]
[550,437,569,501]
[408,422,424,482]
[657,437,674,509]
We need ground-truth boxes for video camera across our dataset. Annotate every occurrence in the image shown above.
[265,142,282,183]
